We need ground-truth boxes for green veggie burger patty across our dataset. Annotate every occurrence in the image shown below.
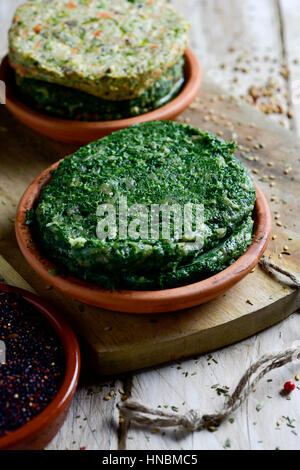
[121,216,254,289]
[32,121,256,290]
[9,0,189,100]
[14,57,185,121]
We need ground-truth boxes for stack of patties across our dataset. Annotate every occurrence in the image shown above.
[33,121,256,291]
[9,0,189,121]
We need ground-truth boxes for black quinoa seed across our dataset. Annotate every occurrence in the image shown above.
[0,291,65,437]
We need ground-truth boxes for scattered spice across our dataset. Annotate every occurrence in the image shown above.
[256,402,264,412]
[224,438,231,449]
[208,425,217,432]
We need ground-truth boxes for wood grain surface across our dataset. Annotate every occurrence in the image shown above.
[0,0,300,451]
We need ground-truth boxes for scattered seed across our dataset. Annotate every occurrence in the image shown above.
[208,426,217,432]
[256,402,264,412]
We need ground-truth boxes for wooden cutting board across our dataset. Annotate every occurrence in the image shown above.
[0,78,300,376]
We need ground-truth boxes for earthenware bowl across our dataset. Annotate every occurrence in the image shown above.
[0,283,80,450]
[0,48,202,145]
[15,160,272,314]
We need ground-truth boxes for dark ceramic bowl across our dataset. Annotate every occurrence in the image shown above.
[0,283,80,450]
[0,48,202,144]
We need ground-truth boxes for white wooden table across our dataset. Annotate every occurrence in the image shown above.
[1,0,300,450]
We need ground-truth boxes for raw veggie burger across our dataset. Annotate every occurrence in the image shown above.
[8,0,189,120]
[31,121,256,290]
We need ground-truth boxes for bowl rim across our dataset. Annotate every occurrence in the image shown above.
[0,283,81,450]
[15,160,272,314]
[0,48,202,139]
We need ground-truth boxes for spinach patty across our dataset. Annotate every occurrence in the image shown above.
[9,0,189,100]
[34,121,256,290]
[15,57,184,121]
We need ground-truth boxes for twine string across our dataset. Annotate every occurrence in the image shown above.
[259,256,300,288]
[118,346,300,431]
[118,258,300,432]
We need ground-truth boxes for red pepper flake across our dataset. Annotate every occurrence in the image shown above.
[284,381,296,393]
[93,30,102,37]
[151,45,159,49]
[33,24,42,34]
[97,12,112,19]
[67,1,77,9]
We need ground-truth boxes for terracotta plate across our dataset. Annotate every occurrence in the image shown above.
[15,160,272,314]
[0,48,202,144]
[0,283,80,450]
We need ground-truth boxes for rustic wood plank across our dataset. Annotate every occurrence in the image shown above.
[174,0,292,129]
[278,0,300,134]
[0,0,23,58]
[0,254,35,293]
[48,381,122,450]
[126,312,300,450]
